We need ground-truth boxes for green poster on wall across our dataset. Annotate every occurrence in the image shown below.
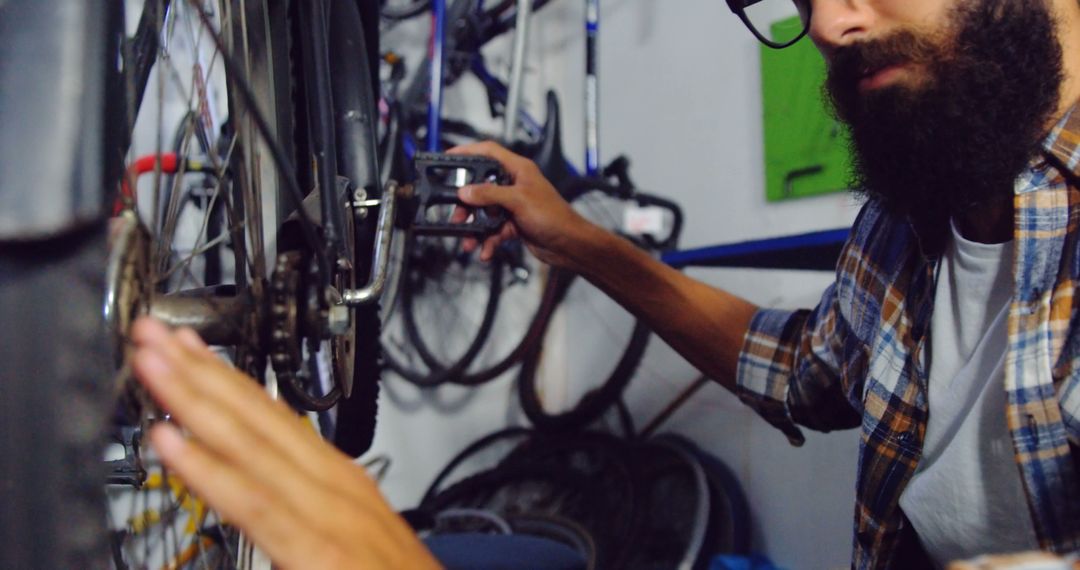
[761,16,851,201]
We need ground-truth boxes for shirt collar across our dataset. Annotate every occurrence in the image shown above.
[1034,101,1080,190]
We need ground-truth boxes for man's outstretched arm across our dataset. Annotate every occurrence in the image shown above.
[131,317,442,570]
[451,141,758,390]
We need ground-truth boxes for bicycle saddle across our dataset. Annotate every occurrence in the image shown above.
[516,91,573,195]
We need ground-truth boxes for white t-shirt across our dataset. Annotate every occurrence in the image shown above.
[897,221,1039,567]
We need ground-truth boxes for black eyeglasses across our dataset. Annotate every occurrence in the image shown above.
[726,0,811,49]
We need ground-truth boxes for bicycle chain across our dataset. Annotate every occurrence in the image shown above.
[269,1,305,392]
[269,250,304,387]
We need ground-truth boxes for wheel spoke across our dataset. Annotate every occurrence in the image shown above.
[157,133,242,283]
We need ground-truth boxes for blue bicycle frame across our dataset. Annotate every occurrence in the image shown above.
[419,0,593,180]
[427,0,448,152]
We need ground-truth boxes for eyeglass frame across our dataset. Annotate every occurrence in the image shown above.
[725,0,812,49]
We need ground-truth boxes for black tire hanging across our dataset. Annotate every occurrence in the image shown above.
[516,269,653,432]
[514,171,684,432]
[385,241,505,387]
[380,0,432,21]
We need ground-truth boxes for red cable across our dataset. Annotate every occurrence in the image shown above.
[114,152,181,215]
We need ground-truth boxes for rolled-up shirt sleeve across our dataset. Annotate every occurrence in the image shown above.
[735,281,864,446]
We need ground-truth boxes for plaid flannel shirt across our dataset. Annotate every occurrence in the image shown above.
[735,104,1080,569]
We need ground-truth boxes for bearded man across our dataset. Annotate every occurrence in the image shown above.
[130,0,1080,568]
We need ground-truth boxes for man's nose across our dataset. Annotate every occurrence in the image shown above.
[808,0,875,56]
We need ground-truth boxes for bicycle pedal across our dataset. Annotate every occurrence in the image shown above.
[408,152,511,237]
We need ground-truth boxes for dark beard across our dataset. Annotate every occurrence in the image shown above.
[825,0,1064,235]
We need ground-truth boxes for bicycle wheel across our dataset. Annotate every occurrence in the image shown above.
[101,0,386,565]
[105,1,294,566]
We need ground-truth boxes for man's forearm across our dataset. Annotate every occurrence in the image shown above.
[564,224,759,392]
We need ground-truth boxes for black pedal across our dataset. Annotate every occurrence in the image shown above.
[409,152,511,237]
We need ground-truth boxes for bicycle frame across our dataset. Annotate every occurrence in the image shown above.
[501,0,533,142]
[410,0,558,152]
[406,0,596,179]
[585,0,600,176]
[427,0,449,152]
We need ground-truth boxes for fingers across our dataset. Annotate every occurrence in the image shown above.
[133,348,318,503]
[457,182,518,209]
[134,317,441,569]
[447,140,531,179]
[131,318,372,497]
[132,320,292,431]
[479,222,517,262]
[449,206,479,253]
[148,423,324,570]
[458,185,517,261]
[132,320,290,428]
[151,410,434,570]
[449,204,470,224]
[457,183,518,256]
[174,326,217,358]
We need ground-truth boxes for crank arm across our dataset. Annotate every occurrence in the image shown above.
[342,180,401,306]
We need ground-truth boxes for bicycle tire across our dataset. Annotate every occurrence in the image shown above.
[516,279,652,433]
[247,0,383,454]
[1,228,115,568]
[386,104,573,388]
[388,187,649,392]
[657,434,753,556]
[421,426,534,505]
[112,0,385,562]
[422,430,644,569]
[506,514,599,570]
[401,254,503,377]
[380,0,433,21]
[325,0,384,457]
[383,237,504,387]
[441,261,569,386]
[516,170,684,433]
[399,94,572,386]
[0,0,120,566]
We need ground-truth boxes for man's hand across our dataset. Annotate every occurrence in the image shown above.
[130,317,441,570]
[448,141,596,270]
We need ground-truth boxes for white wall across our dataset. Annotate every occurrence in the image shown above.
[369,2,864,568]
